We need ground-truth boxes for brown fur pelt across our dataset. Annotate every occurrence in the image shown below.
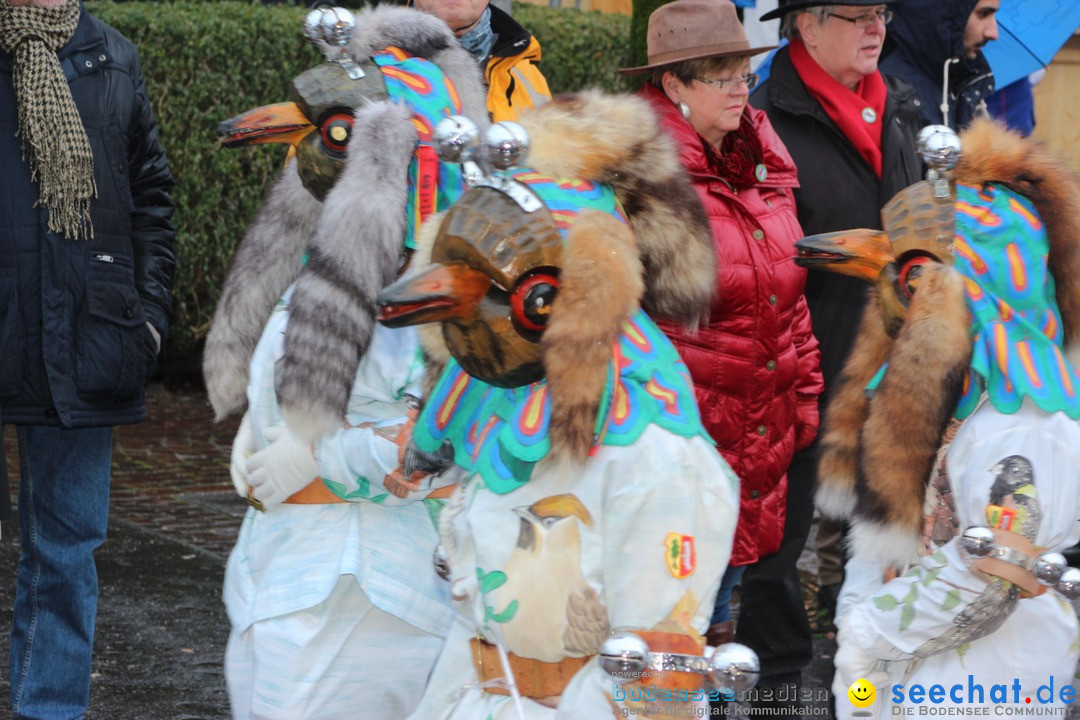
[814,289,894,520]
[854,265,971,565]
[543,211,643,460]
[955,118,1080,363]
[520,90,715,328]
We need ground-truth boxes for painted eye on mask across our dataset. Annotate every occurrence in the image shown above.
[897,254,934,300]
[510,271,560,333]
[319,111,354,156]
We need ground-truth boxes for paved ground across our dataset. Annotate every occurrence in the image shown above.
[0,382,838,719]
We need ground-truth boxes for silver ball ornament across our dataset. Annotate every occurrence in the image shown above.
[598,632,649,684]
[320,7,355,47]
[916,124,962,171]
[1057,567,1080,600]
[433,543,450,581]
[960,526,995,558]
[433,116,480,163]
[303,8,325,44]
[709,642,760,692]
[483,122,530,170]
[1034,551,1068,586]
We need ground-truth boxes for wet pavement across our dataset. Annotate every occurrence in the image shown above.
[0,382,838,720]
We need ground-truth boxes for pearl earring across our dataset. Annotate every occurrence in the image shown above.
[679,101,691,120]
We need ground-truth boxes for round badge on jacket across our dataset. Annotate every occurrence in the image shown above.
[861,107,877,123]
[754,164,768,182]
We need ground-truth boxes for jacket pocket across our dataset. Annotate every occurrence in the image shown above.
[75,277,150,402]
[0,277,20,399]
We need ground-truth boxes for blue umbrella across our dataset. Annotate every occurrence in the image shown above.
[982,0,1080,89]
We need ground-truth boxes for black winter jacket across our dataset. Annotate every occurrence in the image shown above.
[0,4,175,428]
[878,0,995,130]
[752,47,923,399]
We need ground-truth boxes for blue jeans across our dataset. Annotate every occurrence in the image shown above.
[710,563,747,625]
[10,425,113,720]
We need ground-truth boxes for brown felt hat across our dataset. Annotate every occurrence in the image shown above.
[618,0,776,75]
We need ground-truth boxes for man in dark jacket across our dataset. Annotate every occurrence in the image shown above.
[745,0,923,709]
[878,0,999,129]
[0,0,174,717]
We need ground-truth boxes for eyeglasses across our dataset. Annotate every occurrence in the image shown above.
[694,73,760,91]
[826,9,894,28]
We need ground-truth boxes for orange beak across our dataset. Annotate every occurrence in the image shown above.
[218,102,314,149]
[795,229,895,283]
[376,262,491,328]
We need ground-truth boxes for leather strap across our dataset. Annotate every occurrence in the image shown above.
[470,637,591,698]
[972,528,1047,598]
[283,478,345,504]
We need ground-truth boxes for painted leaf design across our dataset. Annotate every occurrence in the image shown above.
[873,594,899,611]
[902,584,919,603]
[487,599,519,624]
[922,567,943,586]
[942,589,961,611]
[900,603,916,632]
[479,569,508,594]
[323,478,348,497]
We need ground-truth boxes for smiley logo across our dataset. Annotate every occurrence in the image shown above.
[847,678,876,708]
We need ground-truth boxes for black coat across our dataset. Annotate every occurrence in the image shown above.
[752,47,923,398]
[0,5,175,428]
[878,0,995,130]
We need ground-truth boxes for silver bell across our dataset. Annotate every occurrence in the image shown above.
[1057,567,1080,600]
[598,632,649,684]
[433,116,480,163]
[916,124,962,171]
[320,7,355,47]
[709,642,760,692]
[433,543,450,581]
[483,122,530,170]
[960,526,995,559]
[1034,551,1068,586]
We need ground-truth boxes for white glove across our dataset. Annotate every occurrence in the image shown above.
[229,413,256,498]
[246,425,321,512]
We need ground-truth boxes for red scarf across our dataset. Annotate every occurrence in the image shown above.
[788,39,887,177]
[703,110,764,190]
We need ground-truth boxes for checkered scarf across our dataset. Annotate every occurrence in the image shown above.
[0,0,96,240]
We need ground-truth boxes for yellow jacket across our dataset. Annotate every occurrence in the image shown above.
[484,6,551,122]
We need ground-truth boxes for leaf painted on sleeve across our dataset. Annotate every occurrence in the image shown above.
[900,603,916,632]
[901,584,919,603]
[942,589,962,611]
[922,567,943,586]
[873,594,899,611]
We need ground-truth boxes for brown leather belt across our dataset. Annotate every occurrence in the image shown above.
[247,478,457,509]
[470,631,708,698]
[470,637,591,698]
[973,528,1047,598]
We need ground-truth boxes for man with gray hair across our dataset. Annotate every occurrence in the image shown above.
[0,0,174,717]
[747,0,922,710]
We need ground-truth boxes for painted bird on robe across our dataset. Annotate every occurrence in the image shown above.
[202,5,488,427]
[496,494,609,662]
[794,118,1080,568]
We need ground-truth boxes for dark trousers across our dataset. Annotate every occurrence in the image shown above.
[734,448,815,684]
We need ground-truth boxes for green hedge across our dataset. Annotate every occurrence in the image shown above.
[86,1,632,369]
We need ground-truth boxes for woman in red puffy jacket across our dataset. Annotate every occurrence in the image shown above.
[621,0,823,645]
